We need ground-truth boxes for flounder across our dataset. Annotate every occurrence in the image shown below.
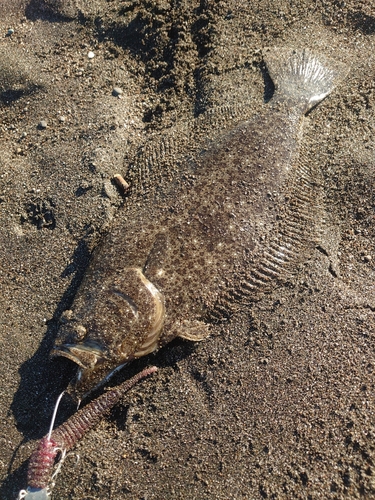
[52,48,347,398]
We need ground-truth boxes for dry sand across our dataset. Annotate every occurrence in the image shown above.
[1,1,375,499]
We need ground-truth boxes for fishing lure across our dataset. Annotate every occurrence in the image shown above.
[53,48,347,398]
[17,366,157,500]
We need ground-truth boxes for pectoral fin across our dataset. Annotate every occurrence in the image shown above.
[178,319,210,341]
[160,319,210,347]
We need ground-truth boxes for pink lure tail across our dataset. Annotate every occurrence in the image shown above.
[21,366,157,497]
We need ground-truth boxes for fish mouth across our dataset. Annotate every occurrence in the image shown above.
[51,341,120,399]
[51,341,106,370]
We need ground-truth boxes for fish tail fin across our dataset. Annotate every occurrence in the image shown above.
[263,47,348,112]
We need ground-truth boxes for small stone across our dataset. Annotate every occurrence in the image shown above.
[7,28,14,36]
[58,115,66,123]
[60,309,73,323]
[103,180,116,200]
[38,120,47,129]
[112,87,123,97]
[87,51,95,59]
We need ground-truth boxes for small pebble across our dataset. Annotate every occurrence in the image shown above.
[7,28,14,36]
[58,116,66,123]
[87,51,95,59]
[112,87,123,97]
[103,180,116,200]
[38,120,48,129]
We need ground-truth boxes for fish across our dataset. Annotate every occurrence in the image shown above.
[52,48,347,398]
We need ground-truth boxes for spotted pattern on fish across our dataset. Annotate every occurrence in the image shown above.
[52,48,347,398]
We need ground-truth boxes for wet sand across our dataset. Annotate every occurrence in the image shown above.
[1,1,375,499]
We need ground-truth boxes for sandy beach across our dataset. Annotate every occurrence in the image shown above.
[1,1,375,499]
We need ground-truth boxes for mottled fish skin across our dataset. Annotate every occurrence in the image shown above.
[52,48,347,397]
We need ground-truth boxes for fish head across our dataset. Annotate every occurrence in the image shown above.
[51,317,122,398]
[51,267,165,399]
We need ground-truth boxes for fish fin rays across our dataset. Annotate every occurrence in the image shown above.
[209,147,323,321]
[125,122,191,199]
[177,319,210,341]
[162,319,210,345]
[263,47,348,112]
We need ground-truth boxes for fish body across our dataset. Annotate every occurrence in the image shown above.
[52,48,347,397]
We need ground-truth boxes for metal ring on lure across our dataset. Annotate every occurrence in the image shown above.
[17,366,157,500]
[17,487,50,500]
